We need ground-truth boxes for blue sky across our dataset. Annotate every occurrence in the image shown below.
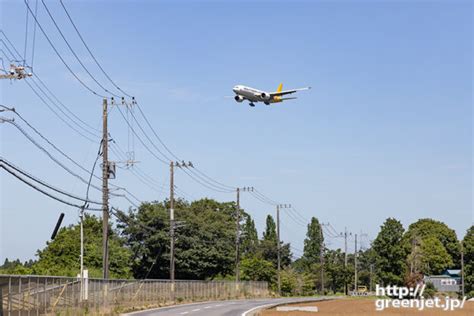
[0,0,472,262]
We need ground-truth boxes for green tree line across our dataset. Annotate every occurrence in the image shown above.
[1,198,473,298]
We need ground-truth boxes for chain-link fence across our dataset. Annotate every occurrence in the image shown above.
[0,274,269,315]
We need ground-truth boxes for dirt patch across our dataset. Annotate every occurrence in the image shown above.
[260,298,474,316]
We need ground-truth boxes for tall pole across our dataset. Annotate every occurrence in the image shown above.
[461,241,465,296]
[369,264,374,293]
[320,224,325,294]
[169,161,175,298]
[276,204,281,296]
[235,188,241,283]
[101,98,109,280]
[344,227,348,295]
[80,207,84,301]
[344,227,348,267]
[354,233,358,292]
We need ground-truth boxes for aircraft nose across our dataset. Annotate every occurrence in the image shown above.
[233,86,239,93]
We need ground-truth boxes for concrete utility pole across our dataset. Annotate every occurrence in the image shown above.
[461,241,465,296]
[320,223,325,294]
[235,187,240,283]
[276,204,291,296]
[277,204,281,295]
[102,98,109,280]
[343,227,352,295]
[235,187,253,285]
[354,233,358,292]
[369,264,374,293]
[169,160,193,299]
[169,161,175,294]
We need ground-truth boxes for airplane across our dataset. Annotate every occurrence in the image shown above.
[232,83,311,107]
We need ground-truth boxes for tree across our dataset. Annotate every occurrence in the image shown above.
[263,215,277,243]
[241,215,259,258]
[240,257,276,284]
[462,226,474,298]
[419,236,453,275]
[0,258,33,275]
[280,268,298,296]
[324,249,349,293]
[117,201,171,279]
[303,217,324,265]
[32,214,132,278]
[404,219,460,264]
[118,198,238,280]
[258,215,292,268]
[177,199,236,279]
[372,218,405,286]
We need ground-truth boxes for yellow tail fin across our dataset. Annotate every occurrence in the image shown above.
[277,83,283,92]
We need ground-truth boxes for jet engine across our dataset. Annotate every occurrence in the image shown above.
[260,92,271,101]
[234,95,245,102]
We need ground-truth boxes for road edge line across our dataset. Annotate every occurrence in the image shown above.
[241,303,276,316]
[241,297,338,316]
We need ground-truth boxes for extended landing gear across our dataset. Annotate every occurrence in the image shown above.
[249,103,255,107]
[264,102,270,105]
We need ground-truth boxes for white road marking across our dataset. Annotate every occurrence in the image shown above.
[241,303,277,316]
[180,312,189,315]
[204,306,212,309]
[191,309,200,312]
[215,304,222,307]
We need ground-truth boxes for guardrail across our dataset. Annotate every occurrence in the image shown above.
[0,274,269,315]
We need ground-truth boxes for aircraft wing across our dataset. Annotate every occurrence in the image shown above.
[270,87,311,97]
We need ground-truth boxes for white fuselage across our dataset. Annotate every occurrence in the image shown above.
[233,85,274,103]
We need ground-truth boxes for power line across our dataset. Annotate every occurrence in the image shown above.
[1,157,102,205]
[43,0,237,195]
[253,189,279,205]
[114,103,168,165]
[30,0,39,70]
[25,79,99,141]
[22,1,106,97]
[290,207,309,223]
[12,4,239,195]
[5,119,104,189]
[248,189,274,205]
[1,161,101,211]
[59,0,132,98]
[117,102,235,193]
[0,31,101,135]
[0,34,101,142]
[39,0,120,98]
[133,101,236,192]
[1,105,141,205]
[23,0,30,65]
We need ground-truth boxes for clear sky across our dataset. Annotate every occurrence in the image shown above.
[0,0,472,262]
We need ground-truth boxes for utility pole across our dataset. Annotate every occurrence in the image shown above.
[354,233,358,292]
[276,204,291,296]
[343,227,351,295]
[235,187,240,283]
[169,160,193,299]
[277,204,281,296]
[101,98,109,280]
[235,187,253,286]
[320,223,325,294]
[461,241,465,297]
[369,264,374,293]
[80,207,84,300]
[169,161,175,299]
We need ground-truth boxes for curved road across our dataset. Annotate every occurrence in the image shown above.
[122,297,331,316]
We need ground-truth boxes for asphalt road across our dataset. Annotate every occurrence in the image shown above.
[123,297,331,316]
